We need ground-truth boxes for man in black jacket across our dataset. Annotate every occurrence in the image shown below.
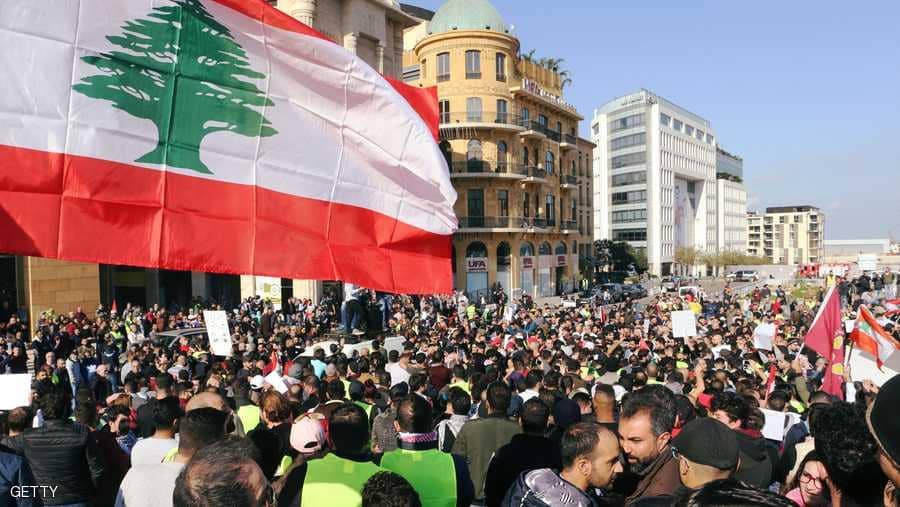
[710,392,773,490]
[484,398,560,506]
[4,388,104,506]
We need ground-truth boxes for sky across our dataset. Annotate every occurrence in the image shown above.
[411,0,900,240]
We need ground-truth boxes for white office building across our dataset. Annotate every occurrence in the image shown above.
[715,148,747,254]
[592,90,718,276]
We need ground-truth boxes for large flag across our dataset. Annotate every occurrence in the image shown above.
[851,305,900,370]
[0,0,456,294]
[802,287,846,399]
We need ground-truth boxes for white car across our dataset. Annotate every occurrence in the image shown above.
[732,270,759,282]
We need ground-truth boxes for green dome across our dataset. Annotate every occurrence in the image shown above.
[428,0,510,35]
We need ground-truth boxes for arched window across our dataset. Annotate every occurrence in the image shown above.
[539,242,552,255]
[466,241,487,258]
[545,151,554,174]
[497,141,508,170]
[467,139,483,172]
[520,242,535,257]
[555,242,567,255]
[497,242,511,268]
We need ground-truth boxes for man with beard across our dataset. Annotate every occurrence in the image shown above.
[617,385,680,503]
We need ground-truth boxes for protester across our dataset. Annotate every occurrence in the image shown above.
[502,421,623,506]
[361,471,422,507]
[618,386,680,502]
[866,373,900,506]
[782,451,830,507]
[173,437,269,507]
[815,401,886,506]
[130,397,180,466]
[709,391,774,488]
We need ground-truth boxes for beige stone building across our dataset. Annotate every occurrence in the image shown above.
[747,206,825,265]
[402,0,593,299]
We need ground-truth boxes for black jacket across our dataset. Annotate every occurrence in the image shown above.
[484,433,561,507]
[3,420,104,505]
[733,430,774,489]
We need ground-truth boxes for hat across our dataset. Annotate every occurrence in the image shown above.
[348,380,364,397]
[249,375,265,390]
[867,374,900,465]
[290,417,326,455]
[672,418,739,470]
[351,328,366,336]
[287,363,304,380]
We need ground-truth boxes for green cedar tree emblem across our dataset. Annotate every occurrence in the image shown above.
[73,0,277,174]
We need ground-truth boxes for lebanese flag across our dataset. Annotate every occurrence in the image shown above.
[801,287,846,399]
[885,299,900,316]
[851,305,900,370]
[0,0,456,294]
[764,363,778,400]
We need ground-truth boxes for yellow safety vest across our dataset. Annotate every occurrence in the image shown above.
[162,446,178,463]
[275,455,292,477]
[353,401,374,420]
[448,380,470,395]
[381,448,456,507]
[301,453,384,507]
[237,405,261,433]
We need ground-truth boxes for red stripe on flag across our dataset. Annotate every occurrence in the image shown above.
[209,0,440,139]
[0,144,452,294]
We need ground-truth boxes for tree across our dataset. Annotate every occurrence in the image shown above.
[73,0,277,174]
[674,247,700,276]
[522,49,537,62]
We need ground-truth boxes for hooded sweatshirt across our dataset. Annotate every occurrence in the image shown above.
[733,428,774,489]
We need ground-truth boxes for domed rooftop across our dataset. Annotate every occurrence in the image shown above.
[427,0,510,35]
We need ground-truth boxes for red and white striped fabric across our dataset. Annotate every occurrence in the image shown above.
[0,0,456,294]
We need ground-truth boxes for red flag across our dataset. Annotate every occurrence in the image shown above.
[801,287,845,399]
[764,363,777,399]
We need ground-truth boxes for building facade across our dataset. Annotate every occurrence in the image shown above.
[749,206,825,265]
[592,90,718,276]
[715,148,747,254]
[404,0,590,299]
[746,211,763,257]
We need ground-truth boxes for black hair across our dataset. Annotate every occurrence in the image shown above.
[6,406,32,434]
[408,373,427,393]
[179,407,227,455]
[38,388,69,421]
[361,471,422,507]
[814,402,886,505]
[560,422,608,468]
[486,381,512,413]
[525,369,542,390]
[326,379,346,401]
[173,437,264,507]
[152,397,181,429]
[395,395,432,434]
[710,391,750,427]
[329,403,369,453]
[448,387,471,416]
[620,385,676,436]
[519,398,550,435]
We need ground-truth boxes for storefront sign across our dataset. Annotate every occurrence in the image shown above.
[521,256,534,270]
[466,257,488,273]
[556,255,567,267]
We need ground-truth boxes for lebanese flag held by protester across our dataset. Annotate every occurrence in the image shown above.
[802,286,846,399]
[851,305,900,370]
[0,0,456,294]
[885,299,900,316]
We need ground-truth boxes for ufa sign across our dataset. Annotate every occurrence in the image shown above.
[466,258,488,273]
[521,256,535,269]
[556,255,567,267]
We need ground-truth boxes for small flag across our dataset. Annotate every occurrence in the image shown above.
[851,305,900,370]
[764,363,778,399]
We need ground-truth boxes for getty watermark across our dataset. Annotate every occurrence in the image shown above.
[10,486,58,499]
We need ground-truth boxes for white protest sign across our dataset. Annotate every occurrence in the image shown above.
[752,323,776,351]
[848,347,900,387]
[264,370,288,394]
[503,304,516,322]
[672,310,697,338]
[0,374,32,410]
[202,310,233,357]
[761,408,802,441]
[562,301,577,308]
[844,319,855,334]
[299,340,339,358]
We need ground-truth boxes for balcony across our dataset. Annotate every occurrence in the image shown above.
[561,220,578,232]
[439,112,524,132]
[560,133,577,152]
[450,160,527,180]
[517,165,548,184]
[457,216,554,232]
[560,174,578,190]
[518,119,547,140]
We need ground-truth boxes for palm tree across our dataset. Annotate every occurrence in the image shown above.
[522,49,536,62]
[559,69,573,89]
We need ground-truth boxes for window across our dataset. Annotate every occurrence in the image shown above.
[523,192,530,217]
[706,133,715,144]
[556,121,563,135]
[610,133,646,151]
[611,209,647,222]
[495,52,506,81]
[672,119,683,131]
[611,151,646,168]
[538,114,548,127]
[467,189,484,219]
[571,199,577,220]
[522,147,529,166]
[496,99,508,123]
[466,139,483,161]
[611,190,647,204]
[685,124,695,137]
[612,229,647,241]
[545,151,555,174]
[465,50,481,79]
[695,129,704,141]
[498,190,509,217]
[611,171,647,187]
[438,100,450,123]
[521,107,530,121]
[466,97,482,122]
[660,113,671,127]
[437,52,450,82]
[496,141,508,168]
[609,113,645,132]
[546,194,555,221]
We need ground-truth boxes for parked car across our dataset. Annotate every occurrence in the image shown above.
[595,283,625,303]
[153,327,209,350]
[732,270,760,282]
[661,277,679,292]
[622,284,647,299]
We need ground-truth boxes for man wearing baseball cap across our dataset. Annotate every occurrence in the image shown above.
[630,418,740,506]
[867,374,900,505]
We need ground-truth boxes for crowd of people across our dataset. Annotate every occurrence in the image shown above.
[0,270,898,507]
